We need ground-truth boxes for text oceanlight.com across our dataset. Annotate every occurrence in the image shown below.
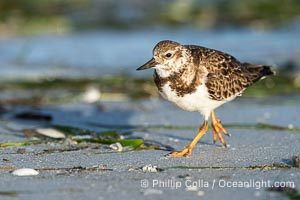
[140,178,295,190]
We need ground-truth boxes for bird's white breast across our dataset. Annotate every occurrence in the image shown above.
[159,83,236,119]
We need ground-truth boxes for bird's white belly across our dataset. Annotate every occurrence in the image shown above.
[159,83,235,119]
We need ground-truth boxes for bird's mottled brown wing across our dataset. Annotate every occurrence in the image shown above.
[186,45,252,101]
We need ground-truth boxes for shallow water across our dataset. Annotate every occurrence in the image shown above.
[0,28,299,80]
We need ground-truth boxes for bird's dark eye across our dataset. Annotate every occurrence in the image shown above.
[165,53,172,58]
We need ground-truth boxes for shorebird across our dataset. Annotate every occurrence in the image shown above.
[137,40,274,156]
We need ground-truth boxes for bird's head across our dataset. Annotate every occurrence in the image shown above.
[137,40,189,77]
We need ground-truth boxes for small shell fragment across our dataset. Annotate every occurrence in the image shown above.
[142,164,158,172]
[12,168,39,176]
[24,128,66,139]
[109,142,123,152]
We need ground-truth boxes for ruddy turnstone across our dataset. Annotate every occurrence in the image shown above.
[137,40,275,157]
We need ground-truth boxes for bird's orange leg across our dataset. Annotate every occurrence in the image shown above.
[211,110,230,147]
[169,120,208,157]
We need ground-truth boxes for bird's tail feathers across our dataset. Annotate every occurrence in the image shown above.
[242,63,275,83]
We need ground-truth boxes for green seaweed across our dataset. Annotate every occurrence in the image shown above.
[0,191,18,197]
[0,141,38,147]
[53,125,144,148]
[74,138,144,149]
[257,123,300,131]
[225,123,300,131]
[286,192,300,200]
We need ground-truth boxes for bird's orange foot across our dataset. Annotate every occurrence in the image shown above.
[168,120,209,157]
[212,119,230,147]
[168,147,192,157]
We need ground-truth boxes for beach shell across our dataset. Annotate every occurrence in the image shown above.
[142,164,158,172]
[35,128,66,139]
[109,142,123,151]
[12,168,39,176]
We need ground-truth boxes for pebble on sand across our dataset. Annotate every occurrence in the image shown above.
[109,142,123,151]
[142,164,158,172]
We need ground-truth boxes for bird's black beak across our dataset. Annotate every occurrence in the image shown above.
[136,58,157,70]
